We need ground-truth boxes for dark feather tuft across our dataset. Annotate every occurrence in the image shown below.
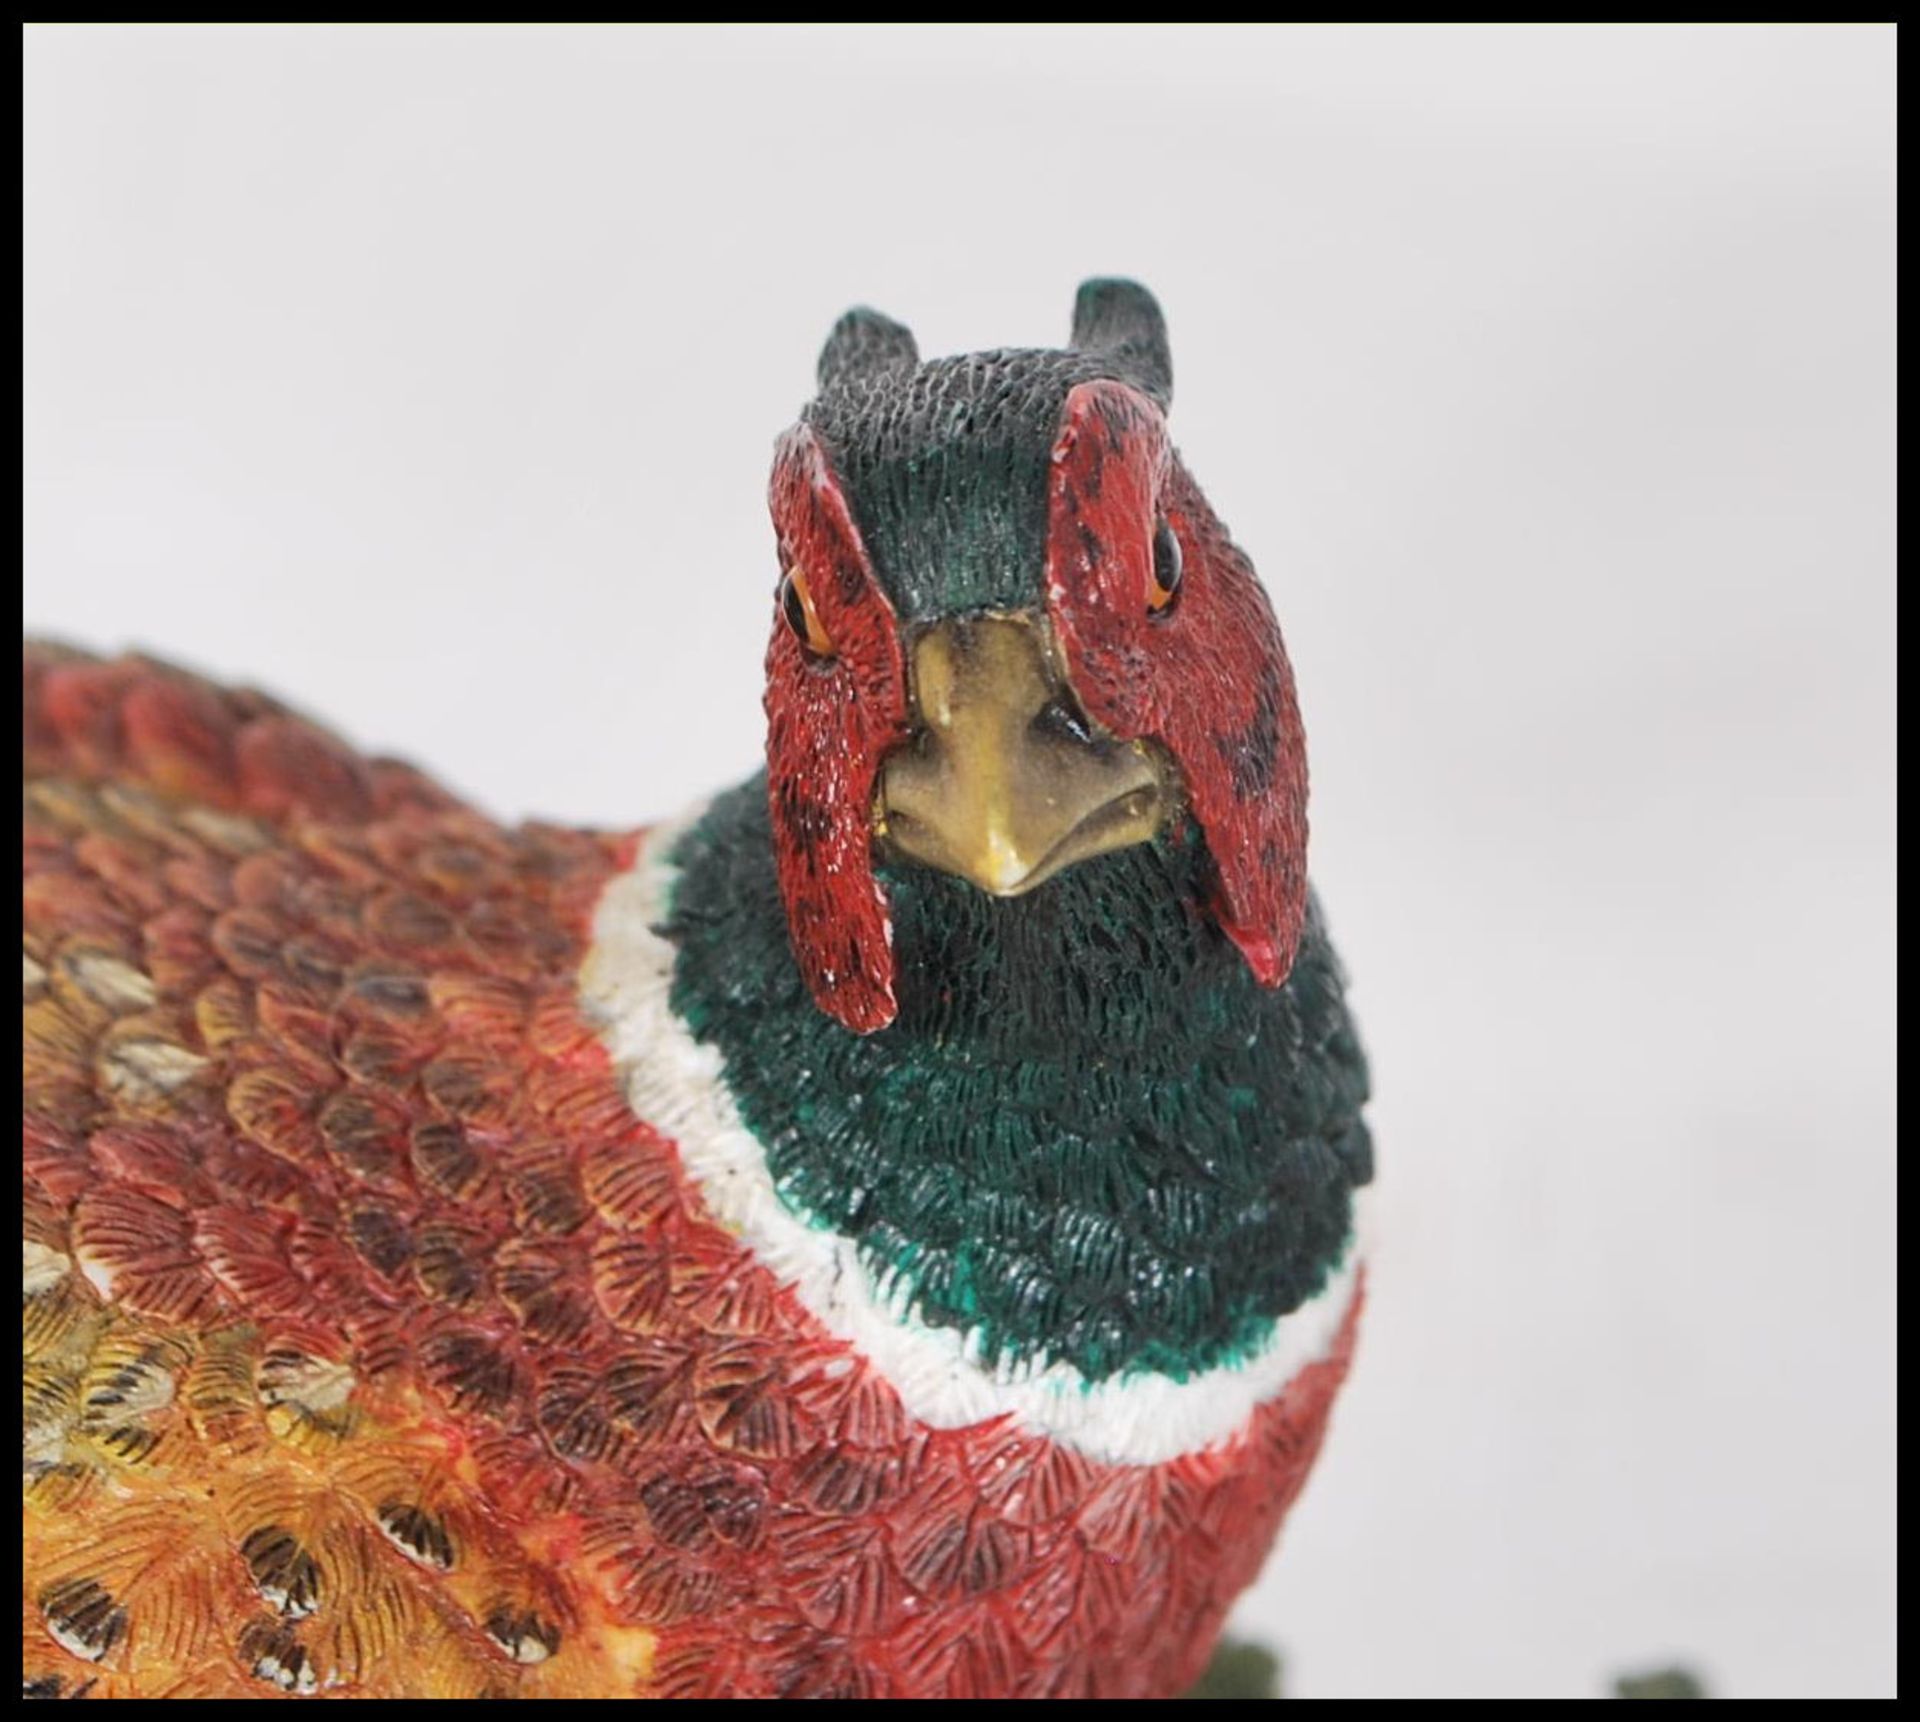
[817,308,919,391]
[1068,278,1172,406]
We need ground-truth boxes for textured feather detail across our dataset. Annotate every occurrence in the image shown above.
[1045,383,1311,989]
[22,642,1355,1698]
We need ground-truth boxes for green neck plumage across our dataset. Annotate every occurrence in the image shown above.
[664,774,1371,1385]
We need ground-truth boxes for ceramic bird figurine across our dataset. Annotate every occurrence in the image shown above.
[21,280,1373,1699]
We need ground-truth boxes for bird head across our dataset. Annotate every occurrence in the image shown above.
[763,280,1308,1034]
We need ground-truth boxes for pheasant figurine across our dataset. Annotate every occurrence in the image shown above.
[22,281,1373,1699]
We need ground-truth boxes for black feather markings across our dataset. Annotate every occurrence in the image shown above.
[39,1578,128,1665]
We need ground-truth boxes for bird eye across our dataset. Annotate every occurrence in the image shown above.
[780,566,834,657]
[1148,517,1184,615]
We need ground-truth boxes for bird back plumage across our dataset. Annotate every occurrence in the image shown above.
[21,641,1357,1699]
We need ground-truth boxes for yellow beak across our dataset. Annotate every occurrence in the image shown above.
[875,612,1170,896]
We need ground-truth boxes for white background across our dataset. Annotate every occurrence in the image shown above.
[24,25,1895,1700]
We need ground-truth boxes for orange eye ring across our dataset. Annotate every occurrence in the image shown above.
[779,565,835,658]
[1148,517,1184,615]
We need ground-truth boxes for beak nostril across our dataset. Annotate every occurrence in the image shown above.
[1030,695,1096,749]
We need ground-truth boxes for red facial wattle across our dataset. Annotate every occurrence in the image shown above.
[763,425,911,1035]
[1043,380,1310,989]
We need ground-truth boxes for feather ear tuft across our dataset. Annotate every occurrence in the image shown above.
[817,308,919,391]
[1069,279,1172,407]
